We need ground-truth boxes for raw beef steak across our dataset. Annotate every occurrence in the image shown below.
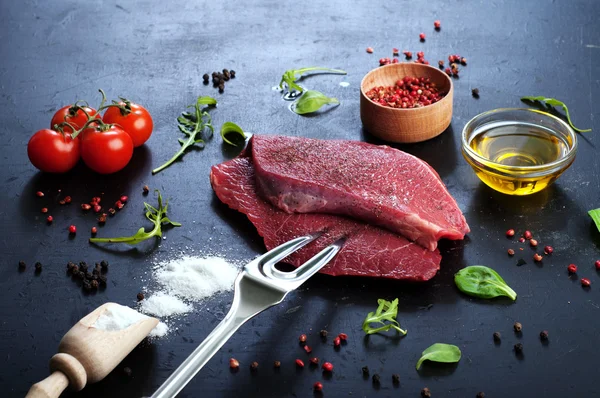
[251,135,469,251]
[210,155,442,281]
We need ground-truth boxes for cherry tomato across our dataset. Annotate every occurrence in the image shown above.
[80,125,133,174]
[27,129,80,173]
[51,105,98,134]
[103,102,153,147]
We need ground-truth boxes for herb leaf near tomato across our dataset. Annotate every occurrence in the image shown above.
[362,298,407,336]
[416,343,462,370]
[279,67,347,93]
[521,96,591,133]
[220,122,246,147]
[292,90,340,115]
[589,208,600,233]
[454,265,517,301]
[89,190,180,245]
[152,96,217,174]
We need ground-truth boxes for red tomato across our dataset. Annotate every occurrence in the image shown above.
[80,125,134,174]
[27,129,80,173]
[103,102,153,147]
[51,105,98,134]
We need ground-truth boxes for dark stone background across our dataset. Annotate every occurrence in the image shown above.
[0,0,598,396]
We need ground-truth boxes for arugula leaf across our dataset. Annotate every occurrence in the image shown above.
[589,208,600,232]
[454,265,517,300]
[362,298,407,336]
[521,96,591,133]
[279,67,346,93]
[152,96,217,174]
[416,343,462,370]
[220,122,246,146]
[292,90,340,115]
[89,190,181,245]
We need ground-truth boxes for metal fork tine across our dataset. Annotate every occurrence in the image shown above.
[256,233,321,267]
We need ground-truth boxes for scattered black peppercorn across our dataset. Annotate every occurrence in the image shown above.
[79,262,88,272]
[438,60,444,69]
[92,269,100,276]
[362,366,369,375]
[98,274,107,285]
[372,374,380,384]
[273,360,281,368]
[77,271,85,280]
[476,393,485,398]
[202,73,209,83]
[100,260,109,270]
[421,387,432,397]
[71,265,79,274]
[392,374,400,384]
[83,281,92,291]
[211,71,218,77]
[514,343,523,353]
[222,68,229,74]
[493,331,501,342]
[35,262,42,272]
[18,260,26,270]
[66,261,76,270]
[514,322,522,332]
[320,329,328,338]
[143,185,149,195]
[250,361,259,371]
[230,70,236,78]
[90,280,99,289]
[471,88,479,98]
[85,272,93,280]
[540,330,549,341]
[123,367,132,377]
[137,292,145,301]
[218,84,224,93]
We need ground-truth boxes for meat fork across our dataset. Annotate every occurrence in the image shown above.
[151,233,345,398]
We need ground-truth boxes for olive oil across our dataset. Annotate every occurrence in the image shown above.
[466,121,573,195]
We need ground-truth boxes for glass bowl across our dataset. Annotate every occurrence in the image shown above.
[461,108,577,195]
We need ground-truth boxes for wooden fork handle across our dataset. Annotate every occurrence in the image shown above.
[26,353,87,398]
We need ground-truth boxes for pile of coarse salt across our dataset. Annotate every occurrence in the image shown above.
[138,255,240,332]
[92,303,169,338]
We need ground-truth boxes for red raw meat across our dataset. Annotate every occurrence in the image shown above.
[210,155,441,281]
[251,135,469,251]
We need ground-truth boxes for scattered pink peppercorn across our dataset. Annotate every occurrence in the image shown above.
[533,253,543,262]
[530,239,538,247]
[91,226,98,235]
[295,359,305,368]
[229,358,239,369]
[322,362,334,372]
[338,333,348,341]
[581,278,591,287]
[46,215,53,223]
[523,230,533,240]
[444,67,452,76]
[299,334,307,343]
[313,382,323,392]
[419,33,426,40]
[392,58,399,64]
[403,51,412,59]
[506,229,515,237]
[41,207,48,213]
[507,249,515,256]
[392,48,399,56]
[120,195,128,203]
[69,225,76,234]
[64,196,72,204]
[81,203,91,211]
[417,51,424,58]
[544,245,554,255]
[518,237,526,243]
[366,47,374,54]
[310,357,319,365]
[333,336,341,347]
[36,191,44,197]
[93,204,102,213]
[115,201,124,210]
[568,264,577,273]
[304,345,312,354]
[434,20,441,29]
[595,260,600,270]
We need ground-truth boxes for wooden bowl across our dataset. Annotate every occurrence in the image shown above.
[360,63,454,143]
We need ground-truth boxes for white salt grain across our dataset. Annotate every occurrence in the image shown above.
[92,303,168,338]
[149,322,169,338]
[155,256,238,301]
[140,292,192,317]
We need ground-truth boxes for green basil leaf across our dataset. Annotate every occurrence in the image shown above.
[416,343,461,370]
[454,265,517,300]
[292,90,340,115]
[220,122,246,146]
[521,96,591,133]
[279,67,347,93]
[589,209,600,232]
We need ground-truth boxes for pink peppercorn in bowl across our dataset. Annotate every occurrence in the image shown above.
[360,63,453,143]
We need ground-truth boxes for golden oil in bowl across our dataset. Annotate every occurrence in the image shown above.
[462,108,577,196]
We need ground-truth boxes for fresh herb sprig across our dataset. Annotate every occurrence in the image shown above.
[279,67,346,93]
[521,96,591,133]
[220,121,246,146]
[292,90,340,115]
[589,208,600,233]
[152,96,217,174]
[89,190,180,245]
[454,265,517,300]
[416,343,462,370]
[362,298,407,336]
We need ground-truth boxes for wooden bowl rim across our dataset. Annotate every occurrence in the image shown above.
[360,63,454,112]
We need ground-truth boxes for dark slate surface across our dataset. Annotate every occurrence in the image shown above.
[1,0,599,397]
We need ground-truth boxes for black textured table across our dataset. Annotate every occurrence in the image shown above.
[1,1,599,397]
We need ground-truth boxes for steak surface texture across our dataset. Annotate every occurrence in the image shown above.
[251,135,469,251]
[210,154,442,281]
